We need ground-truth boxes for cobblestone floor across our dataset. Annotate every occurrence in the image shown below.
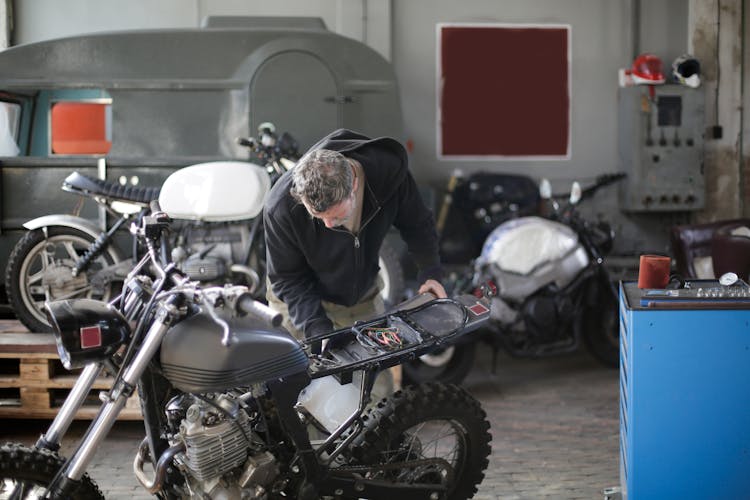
[2,348,620,499]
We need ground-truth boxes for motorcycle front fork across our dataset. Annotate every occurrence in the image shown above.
[35,363,104,452]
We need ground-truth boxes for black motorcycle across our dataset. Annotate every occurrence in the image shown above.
[402,173,625,385]
[0,206,493,499]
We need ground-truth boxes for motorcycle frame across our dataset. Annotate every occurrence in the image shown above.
[66,184,269,291]
[130,353,448,499]
[37,289,468,499]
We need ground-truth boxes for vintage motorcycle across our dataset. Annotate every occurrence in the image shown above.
[0,196,493,499]
[402,173,625,385]
[4,124,405,333]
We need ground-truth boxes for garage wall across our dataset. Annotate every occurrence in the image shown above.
[399,1,631,184]
[391,1,688,256]
[13,0,198,41]
[11,0,688,182]
[12,0,392,60]
[10,0,716,254]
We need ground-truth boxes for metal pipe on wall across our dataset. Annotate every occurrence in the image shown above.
[0,0,11,49]
[632,0,640,59]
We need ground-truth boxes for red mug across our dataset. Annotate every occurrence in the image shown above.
[637,254,671,289]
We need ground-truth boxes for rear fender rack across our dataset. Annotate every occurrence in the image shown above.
[304,294,491,380]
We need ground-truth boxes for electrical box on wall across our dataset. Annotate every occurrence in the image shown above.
[618,85,705,212]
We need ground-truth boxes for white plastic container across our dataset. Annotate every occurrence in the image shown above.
[297,375,361,433]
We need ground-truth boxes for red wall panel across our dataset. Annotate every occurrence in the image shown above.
[439,24,570,158]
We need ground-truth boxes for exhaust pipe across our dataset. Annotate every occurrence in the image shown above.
[230,264,261,294]
[133,438,185,494]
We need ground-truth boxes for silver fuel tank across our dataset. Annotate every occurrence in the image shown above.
[160,309,308,393]
[478,216,589,302]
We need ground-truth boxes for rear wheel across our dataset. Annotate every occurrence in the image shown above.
[0,443,103,499]
[402,342,477,386]
[5,227,121,333]
[377,239,405,307]
[583,281,620,367]
[350,383,491,500]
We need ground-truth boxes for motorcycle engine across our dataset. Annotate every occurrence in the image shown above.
[521,287,575,341]
[166,393,278,498]
[488,296,519,325]
[171,223,250,282]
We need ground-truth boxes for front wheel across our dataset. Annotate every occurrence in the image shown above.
[0,443,103,499]
[351,382,491,500]
[402,342,477,386]
[5,227,122,333]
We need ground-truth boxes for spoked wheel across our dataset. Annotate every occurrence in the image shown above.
[5,227,122,333]
[0,443,103,499]
[351,383,491,499]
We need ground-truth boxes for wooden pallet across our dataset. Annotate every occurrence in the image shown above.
[0,320,141,420]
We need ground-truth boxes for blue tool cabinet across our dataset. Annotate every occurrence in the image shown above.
[619,281,750,499]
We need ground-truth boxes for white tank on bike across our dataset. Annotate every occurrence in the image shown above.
[159,161,271,221]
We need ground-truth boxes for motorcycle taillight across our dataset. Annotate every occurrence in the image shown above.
[474,280,498,298]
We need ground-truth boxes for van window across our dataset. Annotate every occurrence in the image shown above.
[50,101,112,155]
[0,101,21,156]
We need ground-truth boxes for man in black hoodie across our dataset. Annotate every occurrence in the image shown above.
[264,129,445,343]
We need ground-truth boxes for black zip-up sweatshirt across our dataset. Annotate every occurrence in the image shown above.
[264,129,442,338]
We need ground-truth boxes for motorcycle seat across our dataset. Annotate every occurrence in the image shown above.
[62,171,161,205]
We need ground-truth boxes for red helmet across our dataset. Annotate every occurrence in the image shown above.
[631,53,665,85]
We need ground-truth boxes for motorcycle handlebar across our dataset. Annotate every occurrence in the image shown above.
[236,137,255,148]
[237,294,283,328]
[580,172,627,201]
[236,132,299,163]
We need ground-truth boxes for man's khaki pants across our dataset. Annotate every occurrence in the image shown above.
[266,278,401,398]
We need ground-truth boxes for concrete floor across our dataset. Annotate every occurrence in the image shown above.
[1,347,620,499]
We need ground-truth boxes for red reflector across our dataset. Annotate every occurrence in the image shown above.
[468,302,489,316]
[80,325,102,349]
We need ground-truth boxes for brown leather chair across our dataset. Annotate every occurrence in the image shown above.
[711,223,750,282]
[670,218,750,279]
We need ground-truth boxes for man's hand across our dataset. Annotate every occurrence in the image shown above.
[418,279,447,299]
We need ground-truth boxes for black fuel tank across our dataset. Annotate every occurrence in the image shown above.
[160,310,308,393]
